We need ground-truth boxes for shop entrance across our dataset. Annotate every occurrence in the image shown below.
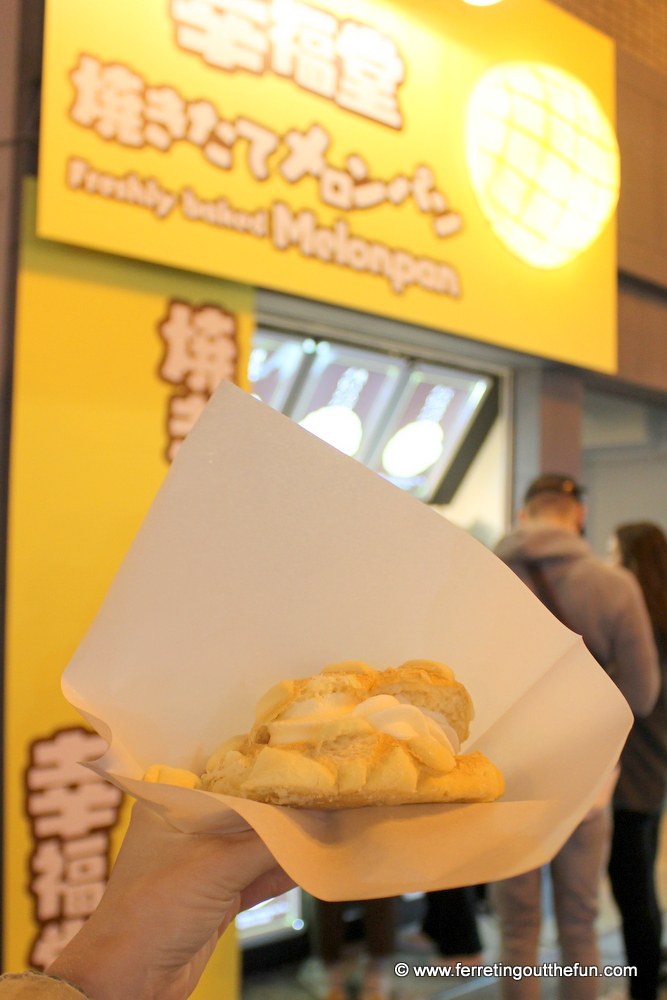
[247,312,512,553]
[238,308,513,967]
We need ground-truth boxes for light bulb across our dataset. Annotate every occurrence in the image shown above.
[300,405,363,457]
[382,421,445,478]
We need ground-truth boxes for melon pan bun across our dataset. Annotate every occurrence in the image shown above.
[203,739,504,808]
[201,661,504,809]
[251,659,474,743]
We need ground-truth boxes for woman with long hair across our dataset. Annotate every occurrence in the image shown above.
[609,522,667,1000]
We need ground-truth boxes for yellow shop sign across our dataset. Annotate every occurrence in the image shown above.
[38,0,618,371]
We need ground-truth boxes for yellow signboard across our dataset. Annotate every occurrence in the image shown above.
[5,180,248,996]
[38,0,617,371]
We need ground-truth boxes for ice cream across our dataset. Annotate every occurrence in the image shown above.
[194,660,504,808]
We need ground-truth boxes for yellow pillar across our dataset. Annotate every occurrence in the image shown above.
[3,181,252,1000]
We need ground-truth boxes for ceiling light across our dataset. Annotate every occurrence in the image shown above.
[382,421,445,478]
[300,405,364,457]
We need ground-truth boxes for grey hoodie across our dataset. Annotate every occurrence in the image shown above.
[495,524,660,719]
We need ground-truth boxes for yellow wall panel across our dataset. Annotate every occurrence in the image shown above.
[38,0,617,371]
[4,182,248,998]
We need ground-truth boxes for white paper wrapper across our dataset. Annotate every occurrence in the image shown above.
[63,381,631,900]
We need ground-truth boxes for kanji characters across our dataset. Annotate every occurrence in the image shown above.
[28,730,109,791]
[270,0,337,98]
[170,0,406,130]
[171,0,269,72]
[32,841,66,921]
[336,21,405,129]
[32,836,107,921]
[29,783,122,840]
[68,48,463,240]
[70,55,144,146]
[70,55,240,165]
[160,302,237,393]
[158,301,238,461]
[26,728,123,970]
[166,394,209,460]
[30,920,85,971]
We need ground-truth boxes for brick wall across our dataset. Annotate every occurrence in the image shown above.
[550,0,667,77]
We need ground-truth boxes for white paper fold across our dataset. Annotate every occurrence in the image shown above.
[63,381,631,899]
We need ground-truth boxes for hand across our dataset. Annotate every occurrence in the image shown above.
[48,801,295,1000]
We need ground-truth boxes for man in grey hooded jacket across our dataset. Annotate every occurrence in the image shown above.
[491,474,659,1000]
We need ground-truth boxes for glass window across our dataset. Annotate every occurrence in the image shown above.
[288,341,407,463]
[367,364,492,501]
[248,329,313,412]
[246,330,495,505]
[236,887,304,947]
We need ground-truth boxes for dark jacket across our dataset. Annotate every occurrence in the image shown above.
[495,524,660,718]
[614,629,667,813]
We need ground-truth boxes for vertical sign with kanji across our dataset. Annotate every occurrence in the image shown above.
[158,301,238,460]
[5,180,251,997]
[26,730,122,969]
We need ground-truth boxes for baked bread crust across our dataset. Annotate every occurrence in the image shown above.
[201,661,503,808]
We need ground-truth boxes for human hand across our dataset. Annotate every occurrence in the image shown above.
[48,801,295,1000]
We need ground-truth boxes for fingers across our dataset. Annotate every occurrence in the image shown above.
[238,866,297,914]
[212,829,282,888]
[117,801,296,921]
[122,803,290,898]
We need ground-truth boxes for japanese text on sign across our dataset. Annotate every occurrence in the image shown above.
[170,0,405,129]
[26,729,123,970]
[158,300,238,460]
[66,155,460,298]
[69,55,462,240]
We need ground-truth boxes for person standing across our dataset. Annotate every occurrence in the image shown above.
[608,522,667,1000]
[301,897,396,1000]
[491,475,660,1000]
[420,887,483,966]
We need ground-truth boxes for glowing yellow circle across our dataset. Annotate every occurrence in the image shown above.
[465,62,620,268]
